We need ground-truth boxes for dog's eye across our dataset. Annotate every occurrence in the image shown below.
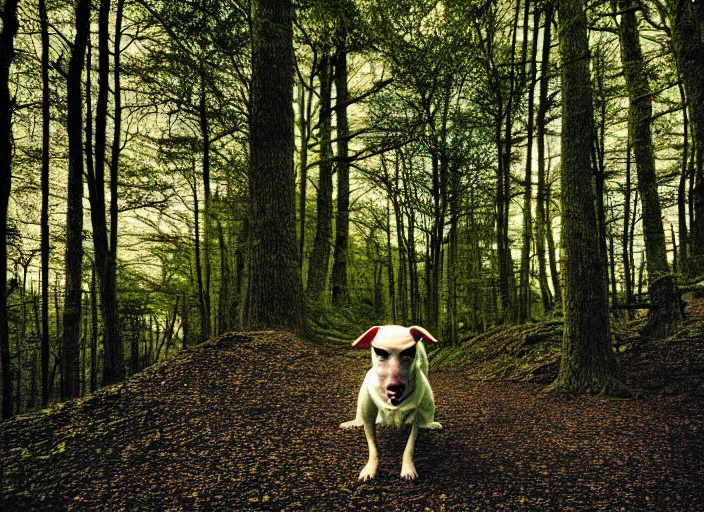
[400,346,416,360]
[373,347,389,359]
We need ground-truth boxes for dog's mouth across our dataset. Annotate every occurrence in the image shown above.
[387,389,405,406]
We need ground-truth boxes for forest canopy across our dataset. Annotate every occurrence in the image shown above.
[1,0,702,418]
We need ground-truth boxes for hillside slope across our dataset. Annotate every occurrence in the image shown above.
[1,329,703,510]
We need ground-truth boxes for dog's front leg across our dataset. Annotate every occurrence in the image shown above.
[400,420,419,480]
[358,391,379,481]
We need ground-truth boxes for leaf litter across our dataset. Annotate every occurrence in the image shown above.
[0,326,702,510]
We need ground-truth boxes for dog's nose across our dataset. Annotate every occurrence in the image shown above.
[387,384,405,394]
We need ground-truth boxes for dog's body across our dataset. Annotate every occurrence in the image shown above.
[340,325,442,481]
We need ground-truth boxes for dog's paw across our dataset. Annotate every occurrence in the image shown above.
[358,461,378,481]
[339,419,363,430]
[400,462,418,480]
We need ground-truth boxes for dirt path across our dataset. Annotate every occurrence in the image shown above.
[2,332,703,510]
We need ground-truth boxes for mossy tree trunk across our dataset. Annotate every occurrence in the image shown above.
[244,0,307,334]
[667,0,704,275]
[616,0,683,336]
[553,0,624,395]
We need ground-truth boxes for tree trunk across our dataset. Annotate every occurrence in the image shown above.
[39,0,51,408]
[245,0,307,334]
[191,171,207,342]
[90,266,98,392]
[667,0,704,274]
[519,6,540,323]
[545,177,561,304]
[617,0,683,335]
[535,3,554,314]
[61,0,91,401]
[553,0,624,396]
[199,57,212,339]
[0,0,19,420]
[677,77,689,274]
[87,0,123,386]
[386,201,396,324]
[393,153,409,325]
[331,24,350,306]
[623,138,634,313]
[307,52,334,302]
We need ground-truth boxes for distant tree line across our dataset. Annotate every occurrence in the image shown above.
[1,0,702,418]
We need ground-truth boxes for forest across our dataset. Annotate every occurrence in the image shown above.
[1,0,703,422]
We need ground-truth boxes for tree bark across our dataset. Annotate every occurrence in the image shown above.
[62,0,92,400]
[87,0,123,386]
[535,3,554,314]
[245,0,307,334]
[307,52,334,302]
[667,0,704,274]
[677,76,689,274]
[519,5,540,323]
[199,37,212,339]
[39,0,51,408]
[616,0,683,336]
[0,0,19,420]
[331,23,350,306]
[553,0,624,395]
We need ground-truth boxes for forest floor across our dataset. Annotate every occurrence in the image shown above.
[1,306,704,511]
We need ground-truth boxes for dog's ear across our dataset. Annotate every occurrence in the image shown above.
[409,325,438,344]
[352,326,381,348]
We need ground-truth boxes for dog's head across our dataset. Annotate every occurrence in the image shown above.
[352,325,437,406]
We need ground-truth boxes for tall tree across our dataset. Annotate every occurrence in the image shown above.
[615,0,683,335]
[62,0,92,400]
[666,0,704,274]
[87,0,124,385]
[244,0,307,333]
[534,2,554,314]
[518,5,540,323]
[0,0,20,420]
[331,18,350,306]
[39,0,51,406]
[553,0,624,395]
[307,52,334,302]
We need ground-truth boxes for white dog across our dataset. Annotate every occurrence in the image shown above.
[340,325,442,481]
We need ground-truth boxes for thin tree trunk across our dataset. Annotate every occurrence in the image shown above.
[87,0,123,386]
[307,52,334,302]
[390,153,409,324]
[199,56,212,339]
[535,3,554,314]
[677,76,689,274]
[39,0,51,408]
[545,178,561,303]
[90,266,97,392]
[386,201,396,324]
[62,0,91,400]
[331,24,350,306]
[298,80,309,267]
[191,170,207,342]
[519,5,540,323]
[623,138,634,310]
